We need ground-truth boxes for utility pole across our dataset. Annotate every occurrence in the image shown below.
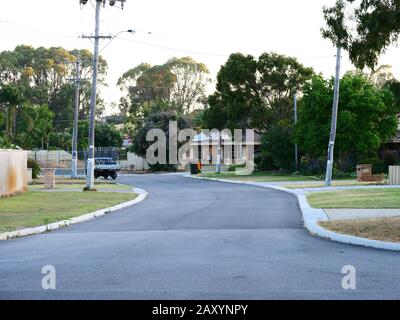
[294,95,298,172]
[325,46,342,186]
[80,0,125,190]
[67,57,89,179]
[85,0,101,190]
[68,57,81,179]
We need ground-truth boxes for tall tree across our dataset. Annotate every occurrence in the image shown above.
[295,73,399,171]
[322,0,400,69]
[118,57,210,124]
[203,52,314,132]
[0,45,108,132]
[0,84,26,142]
[166,57,211,113]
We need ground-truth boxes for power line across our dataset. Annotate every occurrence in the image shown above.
[117,36,228,57]
[0,21,76,39]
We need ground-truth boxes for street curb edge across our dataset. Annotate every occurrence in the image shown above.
[0,187,148,241]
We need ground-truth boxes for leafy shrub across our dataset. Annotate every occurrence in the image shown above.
[254,153,276,171]
[27,158,41,179]
[300,158,326,176]
[227,163,247,172]
[360,157,386,174]
[261,122,295,172]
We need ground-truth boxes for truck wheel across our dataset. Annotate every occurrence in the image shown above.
[103,175,109,179]
[111,172,117,180]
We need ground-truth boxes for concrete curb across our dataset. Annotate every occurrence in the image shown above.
[185,174,400,251]
[0,187,148,241]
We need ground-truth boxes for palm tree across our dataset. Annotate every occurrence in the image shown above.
[0,85,26,143]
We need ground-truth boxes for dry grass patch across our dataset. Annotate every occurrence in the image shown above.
[320,217,400,243]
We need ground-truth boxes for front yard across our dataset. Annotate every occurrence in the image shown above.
[307,188,400,209]
[201,171,323,182]
[308,188,400,243]
[320,217,400,243]
[0,185,136,232]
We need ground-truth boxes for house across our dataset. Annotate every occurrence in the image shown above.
[187,130,261,166]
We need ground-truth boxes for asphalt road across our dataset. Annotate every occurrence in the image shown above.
[1,174,400,299]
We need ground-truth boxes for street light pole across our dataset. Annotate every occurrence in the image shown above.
[325,46,342,186]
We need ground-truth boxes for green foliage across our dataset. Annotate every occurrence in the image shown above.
[0,45,108,149]
[95,122,123,148]
[227,163,246,172]
[295,73,400,171]
[203,52,314,132]
[131,109,191,172]
[299,158,326,176]
[321,0,350,48]
[0,84,26,142]
[49,132,72,151]
[15,104,54,149]
[261,121,295,172]
[322,0,400,69]
[118,56,210,126]
[77,121,123,150]
[254,153,276,171]
[27,158,40,179]
[360,157,386,175]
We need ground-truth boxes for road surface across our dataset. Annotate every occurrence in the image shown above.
[0,174,399,299]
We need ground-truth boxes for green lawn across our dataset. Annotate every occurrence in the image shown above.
[29,183,133,191]
[201,171,322,182]
[308,188,400,208]
[0,191,136,232]
[284,180,386,189]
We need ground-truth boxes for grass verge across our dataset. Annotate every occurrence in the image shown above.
[307,188,400,209]
[285,181,386,189]
[29,183,133,191]
[0,191,136,232]
[201,171,322,182]
[320,217,400,243]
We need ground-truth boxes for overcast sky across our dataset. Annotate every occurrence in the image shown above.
[1,0,399,115]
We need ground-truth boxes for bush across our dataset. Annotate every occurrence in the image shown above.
[261,123,295,172]
[300,158,326,176]
[227,163,247,172]
[254,153,276,171]
[360,157,386,174]
[27,158,41,179]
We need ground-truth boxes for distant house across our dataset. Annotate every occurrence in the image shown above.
[187,130,261,165]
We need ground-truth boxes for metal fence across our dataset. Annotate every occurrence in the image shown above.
[28,147,122,176]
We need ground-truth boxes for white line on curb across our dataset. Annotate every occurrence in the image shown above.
[185,174,400,251]
[0,187,148,241]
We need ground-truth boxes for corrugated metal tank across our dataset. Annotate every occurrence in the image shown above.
[0,150,28,197]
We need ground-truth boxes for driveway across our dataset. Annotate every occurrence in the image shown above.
[0,174,399,299]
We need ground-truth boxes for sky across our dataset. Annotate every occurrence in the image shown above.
[1,0,399,115]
